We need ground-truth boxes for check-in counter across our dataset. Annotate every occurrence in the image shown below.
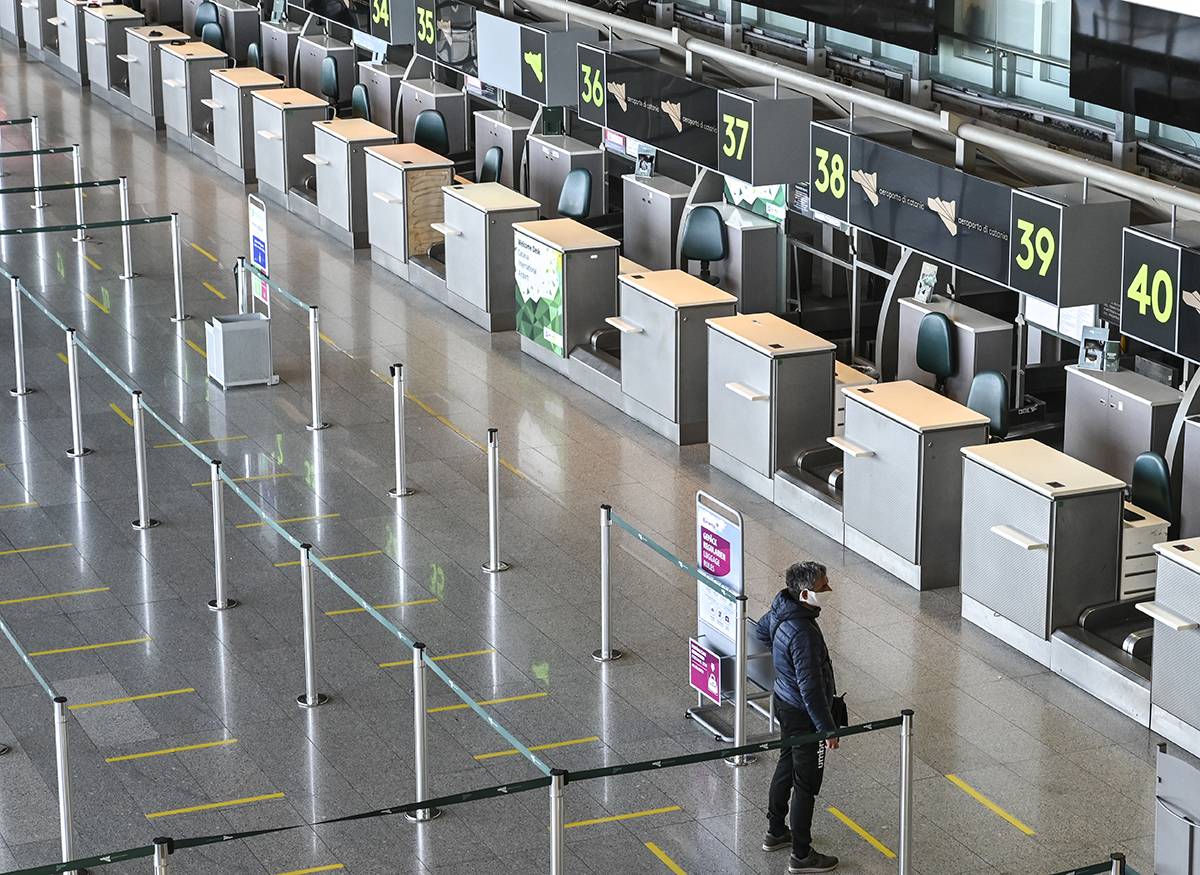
[212,0,257,65]
[1122,502,1169,600]
[296,34,353,105]
[835,361,876,436]
[81,4,142,101]
[437,182,539,332]
[399,79,468,154]
[526,133,603,219]
[123,26,187,128]
[140,0,180,25]
[1143,539,1200,757]
[896,294,1014,406]
[0,0,21,45]
[357,61,404,132]
[259,18,300,83]
[838,380,989,590]
[160,40,227,148]
[363,143,453,274]
[53,0,114,84]
[608,271,736,445]
[622,174,690,271]
[251,87,327,209]
[207,67,283,182]
[707,314,835,498]
[513,218,619,375]
[18,0,56,59]
[474,109,531,190]
[309,117,396,248]
[682,202,778,313]
[960,439,1124,663]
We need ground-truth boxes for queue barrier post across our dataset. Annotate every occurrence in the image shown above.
[481,428,508,573]
[152,837,170,874]
[548,769,565,875]
[592,504,621,662]
[53,696,78,875]
[305,305,328,431]
[388,363,413,498]
[64,328,91,458]
[130,390,159,529]
[897,709,914,875]
[234,256,247,314]
[405,642,441,822]
[118,176,135,279]
[70,145,86,241]
[29,116,45,209]
[296,543,327,708]
[724,594,756,767]
[9,276,32,397]
[169,213,188,322]
[1109,854,1126,875]
[208,460,237,611]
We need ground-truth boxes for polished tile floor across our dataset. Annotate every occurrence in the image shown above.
[0,45,1160,875]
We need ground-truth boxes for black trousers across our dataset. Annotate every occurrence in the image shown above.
[768,695,826,857]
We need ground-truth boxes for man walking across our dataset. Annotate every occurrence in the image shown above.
[756,561,840,873]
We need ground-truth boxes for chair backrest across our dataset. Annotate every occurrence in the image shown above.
[479,146,502,184]
[245,41,260,69]
[199,20,224,51]
[194,0,219,36]
[1131,451,1173,522]
[915,312,956,388]
[966,370,1009,440]
[557,168,592,220]
[680,205,727,263]
[413,109,450,156]
[351,83,370,121]
[319,56,339,105]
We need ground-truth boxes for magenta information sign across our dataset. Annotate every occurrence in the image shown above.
[689,637,721,705]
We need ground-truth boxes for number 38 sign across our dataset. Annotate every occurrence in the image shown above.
[1117,226,1200,361]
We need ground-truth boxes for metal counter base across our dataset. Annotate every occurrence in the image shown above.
[685,691,774,744]
[1,27,20,46]
[89,82,133,115]
[962,594,1052,667]
[709,445,773,500]
[23,43,48,61]
[121,99,162,129]
[287,188,319,225]
[520,335,570,377]
[1151,706,1200,759]
[1049,629,1150,726]
[773,468,844,545]
[446,292,514,334]
[217,153,254,184]
[45,50,83,85]
[257,180,287,209]
[317,215,368,249]
[166,125,192,149]
[845,525,955,590]
[191,134,219,169]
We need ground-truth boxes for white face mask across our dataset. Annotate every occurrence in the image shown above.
[800,589,823,609]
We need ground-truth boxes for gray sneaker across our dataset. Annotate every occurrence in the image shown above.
[788,850,839,873]
[762,828,791,852]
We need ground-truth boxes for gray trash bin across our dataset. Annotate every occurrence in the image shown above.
[205,312,274,388]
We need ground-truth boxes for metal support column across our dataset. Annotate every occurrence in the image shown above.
[897,709,914,875]
[29,115,45,209]
[388,363,413,497]
[53,697,77,875]
[151,838,170,874]
[405,642,441,822]
[296,543,328,707]
[592,504,621,662]
[118,176,134,279]
[234,256,247,314]
[305,306,328,430]
[169,213,188,322]
[548,769,565,875]
[481,428,508,572]
[725,594,756,766]
[9,276,31,396]
[130,390,159,529]
[208,460,237,611]
[71,145,87,241]
[64,329,91,458]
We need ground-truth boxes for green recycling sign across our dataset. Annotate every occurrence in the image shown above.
[514,231,565,356]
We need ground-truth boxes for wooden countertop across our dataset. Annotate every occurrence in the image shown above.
[899,294,1013,335]
[213,67,282,88]
[835,361,875,387]
[253,87,326,109]
[619,257,647,276]
[474,108,533,128]
[126,24,188,40]
[1155,538,1200,576]
[314,117,395,144]
[844,380,989,432]
[706,313,835,357]
[84,4,141,18]
[620,270,736,309]
[962,439,1125,498]
[161,41,227,61]
[365,142,452,170]
[512,218,618,252]
[444,181,538,212]
[621,173,691,196]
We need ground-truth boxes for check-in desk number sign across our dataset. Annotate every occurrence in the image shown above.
[519,27,546,105]
[370,0,388,38]
[716,92,752,182]
[576,44,606,127]
[1119,228,1199,360]
[1009,191,1061,304]
[414,0,435,57]
[809,123,850,225]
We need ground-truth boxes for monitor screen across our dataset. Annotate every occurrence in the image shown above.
[751,0,945,54]
[289,0,371,36]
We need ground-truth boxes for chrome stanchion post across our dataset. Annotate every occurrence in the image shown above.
[53,697,77,875]
[592,504,621,662]
[151,837,170,874]
[30,116,45,209]
[305,305,328,431]
[130,390,159,530]
[207,460,237,611]
[388,363,413,498]
[548,769,565,875]
[118,176,135,279]
[481,428,509,572]
[71,145,86,241]
[296,543,327,707]
[234,256,247,314]
[169,213,188,322]
[10,276,32,397]
[1109,853,1126,875]
[64,329,91,458]
[405,642,441,822]
[897,709,914,875]
[725,594,756,767]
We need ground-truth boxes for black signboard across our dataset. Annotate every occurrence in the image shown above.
[599,53,718,167]
[848,137,1011,283]
[716,91,754,182]
[576,43,607,128]
[1121,228,1181,357]
[808,123,850,225]
[1178,248,1200,363]
[369,0,392,43]
[1009,190,1063,305]
[519,26,547,105]
[414,0,477,75]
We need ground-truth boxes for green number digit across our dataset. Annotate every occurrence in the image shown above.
[372,0,388,25]
[829,153,845,199]
[1127,263,1152,317]
[580,64,602,107]
[721,114,750,161]
[1152,268,1174,324]
[1015,219,1036,271]
[814,147,830,194]
[1015,219,1056,278]
[1034,226,1055,277]
[417,7,433,44]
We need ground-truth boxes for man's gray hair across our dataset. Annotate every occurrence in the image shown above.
[786,561,827,598]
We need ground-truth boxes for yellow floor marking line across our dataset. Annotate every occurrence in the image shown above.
[645,842,687,875]
[190,242,218,262]
[827,806,896,859]
[110,402,133,426]
[85,292,109,313]
[185,338,207,359]
[56,352,69,365]
[146,791,284,820]
[427,691,547,714]
[0,501,38,510]
[155,434,248,449]
[325,596,436,616]
[83,255,102,272]
[30,636,150,657]
[565,805,682,830]
[0,586,109,606]
[275,549,382,568]
[239,512,340,530]
[945,774,1037,836]
[0,542,72,557]
[106,738,237,763]
[474,735,600,762]
[202,280,226,300]
[191,472,292,487]
[275,865,344,875]
[70,687,195,711]
[380,647,494,668]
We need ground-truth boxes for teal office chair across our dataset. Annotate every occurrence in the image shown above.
[1131,451,1173,523]
[557,168,592,220]
[479,146,502,184]
[319,56,340,108]
[350,83,370,121]
[915,312,956,395]
[966,370,1009,440]
[193,0,219,37]
[245,41,261,69]
[679,205,727,285]
[199,21,224,51]
[413,109,450,156]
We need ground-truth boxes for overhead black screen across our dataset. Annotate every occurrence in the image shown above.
[1071,0,1200,132]
[288,0,371,35]
[752,0,944,54]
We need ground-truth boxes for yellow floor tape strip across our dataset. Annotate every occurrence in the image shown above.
[185,338,206,359]
[275,549,382,568]
[275,865,344,875]
[945,774,1037,836]
[70,688,195,711]
[106,738,237,763]
[474,736,600,762]
[239,513,340,530]
[30,636,150,657]
[827,806,896,858]
[190,242,218,262]
[379,647,494,669]
[202,281,226,300]
[645,842,687,875]
[83,255,102,272]
[110,402,133,426]
[0,501,38,511]
[427,691,547,714]
[0,587,109,606]
[324,596,436,616]
[146,791,284,820]
[155,435,248,449]
[191,472,291,487]
[565,805,681,830]
[0,542,72,557]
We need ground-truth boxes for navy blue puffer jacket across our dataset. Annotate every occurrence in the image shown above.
[755,590,837,733]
